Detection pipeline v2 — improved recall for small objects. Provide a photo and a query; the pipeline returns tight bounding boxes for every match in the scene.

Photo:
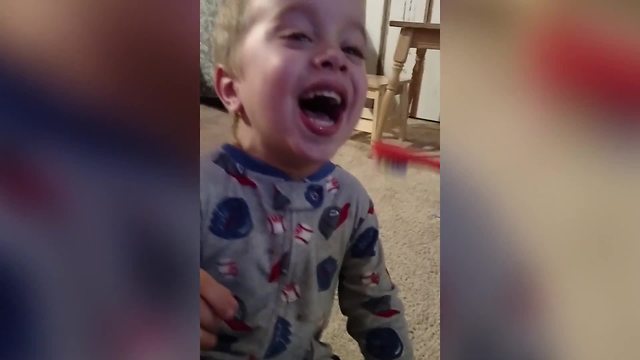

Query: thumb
[199,269,238,320]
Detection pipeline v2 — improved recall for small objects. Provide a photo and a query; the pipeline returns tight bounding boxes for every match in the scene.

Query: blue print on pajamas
[209,197,253,240]
[264,317,292,358]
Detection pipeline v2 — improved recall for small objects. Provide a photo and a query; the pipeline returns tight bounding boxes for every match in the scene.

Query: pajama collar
[221,144,336,182]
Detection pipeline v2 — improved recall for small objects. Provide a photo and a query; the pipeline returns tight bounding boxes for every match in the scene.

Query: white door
[365,0,440,122]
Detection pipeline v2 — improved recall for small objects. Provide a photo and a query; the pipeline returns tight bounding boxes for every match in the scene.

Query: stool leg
[409,48,427,118]
[374,28,412,146]
[400,83,410,141]
[370,85,385,145]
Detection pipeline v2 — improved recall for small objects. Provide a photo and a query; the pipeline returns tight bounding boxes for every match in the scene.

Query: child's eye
[284,32,313,43]
[343,46,364,59]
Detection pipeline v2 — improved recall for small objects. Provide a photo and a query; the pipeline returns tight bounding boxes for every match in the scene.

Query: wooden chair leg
[409,48,427,118]
[373,28,413,145]
[399,83,410,141]
[370,85,385,145]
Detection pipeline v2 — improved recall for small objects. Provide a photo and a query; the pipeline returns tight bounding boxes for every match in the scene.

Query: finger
[200,297,219,331]
[200,328,217,350]
[200,269,238,319]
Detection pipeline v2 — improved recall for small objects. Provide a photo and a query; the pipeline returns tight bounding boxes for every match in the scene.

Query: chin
[288,139,339,164]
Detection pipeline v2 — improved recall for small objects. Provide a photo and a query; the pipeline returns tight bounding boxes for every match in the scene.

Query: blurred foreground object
[441,166,549,360]
[528,13,640,120]
[0,0,199,359]
[445,0,640,359]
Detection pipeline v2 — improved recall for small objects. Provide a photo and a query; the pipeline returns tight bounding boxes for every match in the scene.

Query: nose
[313,46,348,72]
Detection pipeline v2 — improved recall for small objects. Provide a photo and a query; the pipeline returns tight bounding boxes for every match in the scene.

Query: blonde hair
[213,0,250,143]
[213,0,249,75]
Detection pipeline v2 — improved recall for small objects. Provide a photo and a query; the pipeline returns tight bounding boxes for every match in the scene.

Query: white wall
[364,0,385,73]
[431,0,441,23]
[366,0,440,122]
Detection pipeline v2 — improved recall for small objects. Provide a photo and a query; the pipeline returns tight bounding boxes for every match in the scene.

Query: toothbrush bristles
[372,141,439,174]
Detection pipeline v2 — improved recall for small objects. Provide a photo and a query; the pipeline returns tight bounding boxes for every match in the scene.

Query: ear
[214,65,243,114]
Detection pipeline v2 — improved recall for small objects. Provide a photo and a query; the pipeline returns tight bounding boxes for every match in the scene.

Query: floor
[200,105,440,359]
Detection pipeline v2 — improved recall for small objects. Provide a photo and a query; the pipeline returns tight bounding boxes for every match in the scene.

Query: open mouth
[298,87,347,136]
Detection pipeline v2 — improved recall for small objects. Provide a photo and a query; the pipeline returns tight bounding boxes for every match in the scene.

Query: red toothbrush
[372,141,440,174]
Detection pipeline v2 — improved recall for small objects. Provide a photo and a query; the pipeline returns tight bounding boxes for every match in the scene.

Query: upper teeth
[303,90,342,105]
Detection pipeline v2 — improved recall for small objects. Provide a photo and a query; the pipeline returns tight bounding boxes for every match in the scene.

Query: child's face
[232,0,367,164]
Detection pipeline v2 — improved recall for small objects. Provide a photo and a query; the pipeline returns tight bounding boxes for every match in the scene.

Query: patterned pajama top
[201,144,413,360]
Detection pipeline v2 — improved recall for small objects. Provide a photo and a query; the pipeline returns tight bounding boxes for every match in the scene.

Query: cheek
[351,77,368,114]
[250,58,297,107]
[356,75,367,100]
[240,70,287,115]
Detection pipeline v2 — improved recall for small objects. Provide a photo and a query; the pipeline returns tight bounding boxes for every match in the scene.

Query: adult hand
[200,269,237,350]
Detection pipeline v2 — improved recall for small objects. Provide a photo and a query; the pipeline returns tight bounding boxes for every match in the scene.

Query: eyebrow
[272,2,320,25]
[345,20,368,45]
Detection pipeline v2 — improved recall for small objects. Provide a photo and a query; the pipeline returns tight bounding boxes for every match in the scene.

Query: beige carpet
[200,105,440,359]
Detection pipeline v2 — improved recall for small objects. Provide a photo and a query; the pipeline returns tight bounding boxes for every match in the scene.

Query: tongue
[305,111,335,128]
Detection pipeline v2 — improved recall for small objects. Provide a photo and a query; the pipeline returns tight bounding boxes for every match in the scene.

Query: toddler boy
[201,0,413,358]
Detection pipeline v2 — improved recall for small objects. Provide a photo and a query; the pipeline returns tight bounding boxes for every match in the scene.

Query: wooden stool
[356,74,411,143]
[373,22,440,149]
